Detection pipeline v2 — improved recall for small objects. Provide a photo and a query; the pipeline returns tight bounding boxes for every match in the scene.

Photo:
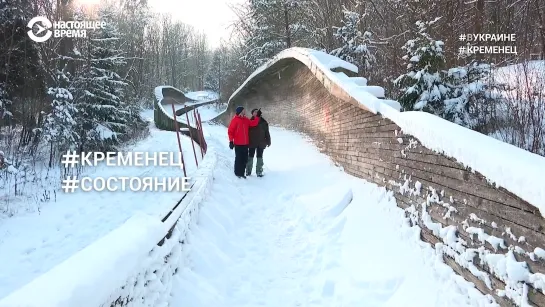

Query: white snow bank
[0,119,205,298]
[186,90,219,101]
[0,132,218,306]
[296,183,353,219]
[226,47,545,217]
[349,76,367,86]
[378,103,545,217]
[0,213,165,307]
[359,85,385,98]
[494,60,544,89]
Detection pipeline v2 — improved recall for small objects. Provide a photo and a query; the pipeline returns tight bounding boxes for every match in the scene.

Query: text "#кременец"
[60,151,184,169]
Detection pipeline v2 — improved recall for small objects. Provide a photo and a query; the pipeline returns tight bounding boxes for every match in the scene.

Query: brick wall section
[220,61,545,306]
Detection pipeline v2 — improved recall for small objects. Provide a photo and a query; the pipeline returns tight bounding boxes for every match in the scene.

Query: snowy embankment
[171,125,495,307]
[0,109,209,301]
[185,90,219,102]
[0,133,217,307]
[493,60,544,95]
[487,60,545,154]
[226,47,545,218]
[0,144,217,307]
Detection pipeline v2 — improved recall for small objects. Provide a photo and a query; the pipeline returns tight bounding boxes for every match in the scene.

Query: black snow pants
[234,145,249,176]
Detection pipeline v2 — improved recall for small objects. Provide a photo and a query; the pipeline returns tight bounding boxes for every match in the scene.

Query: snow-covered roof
[224,47,545,217]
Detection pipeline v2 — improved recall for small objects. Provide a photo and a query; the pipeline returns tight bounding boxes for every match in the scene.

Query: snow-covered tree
[242,0,311,69]
[394,18,450,116]
[330,8,375,72]
[444,61,504,129]
[204,51,222,94]
[0,0,45,125]
[242,24,286,69]
[73,7,144,152]
[42,71,79,152]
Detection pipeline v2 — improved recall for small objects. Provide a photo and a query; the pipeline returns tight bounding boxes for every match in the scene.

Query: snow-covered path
[171,124,493,307]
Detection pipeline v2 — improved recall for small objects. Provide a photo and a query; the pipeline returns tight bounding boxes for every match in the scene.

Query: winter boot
[256,158,264,177]
[245,158,253,176]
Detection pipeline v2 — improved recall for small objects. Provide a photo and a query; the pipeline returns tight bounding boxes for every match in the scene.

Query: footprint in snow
[277,192,294,202]
[23,247,36,254]
[351,276,405,302]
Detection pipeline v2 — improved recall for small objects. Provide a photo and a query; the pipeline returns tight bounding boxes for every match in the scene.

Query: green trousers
[246,147,264,175]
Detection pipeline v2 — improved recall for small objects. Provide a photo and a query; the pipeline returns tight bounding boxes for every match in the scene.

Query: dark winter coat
[228,115,260,145]
[248,116,271,148]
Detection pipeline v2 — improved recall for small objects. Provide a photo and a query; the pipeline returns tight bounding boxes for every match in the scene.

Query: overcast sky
[147,0,243,48]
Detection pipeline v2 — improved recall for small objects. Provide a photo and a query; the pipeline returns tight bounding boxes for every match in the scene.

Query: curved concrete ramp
[155,86,198,105]
[215,47,545,306]
[153,85,218,146]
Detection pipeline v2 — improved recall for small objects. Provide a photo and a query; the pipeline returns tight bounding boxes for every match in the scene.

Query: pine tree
[204,51,222,94]
[444,61,504,129]
[242,0,310,69]
[0,0,45,124]
[393,19,450,116]
[42,70,79,152]
[73,7,143,152]
[330,8,375,73]
[242,22,286,69]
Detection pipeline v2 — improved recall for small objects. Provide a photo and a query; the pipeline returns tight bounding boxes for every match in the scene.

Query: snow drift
[0,142,218,307]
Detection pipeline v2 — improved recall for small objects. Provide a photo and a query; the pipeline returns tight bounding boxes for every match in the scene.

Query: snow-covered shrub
[443,62,505,130]
[393,18,450,116]
[42,73,79,154]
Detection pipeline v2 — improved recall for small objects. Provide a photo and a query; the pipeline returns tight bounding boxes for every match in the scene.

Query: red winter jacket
[228,115,260,146]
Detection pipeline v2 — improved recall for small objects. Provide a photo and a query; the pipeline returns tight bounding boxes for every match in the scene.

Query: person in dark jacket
[246,108,271,177]
[228,106,260,178]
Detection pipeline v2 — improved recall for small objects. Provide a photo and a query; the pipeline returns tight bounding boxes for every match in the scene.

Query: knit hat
[235,106,244,115]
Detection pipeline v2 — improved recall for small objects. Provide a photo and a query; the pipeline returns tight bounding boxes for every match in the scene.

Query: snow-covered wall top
[0,213,166,307]
[225,47,545,218]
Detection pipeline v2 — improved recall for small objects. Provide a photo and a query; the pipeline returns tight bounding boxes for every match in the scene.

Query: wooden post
[171,102,187,177]
[194,110,205,156]
[185,111,199,167]
[196,110,206,154]
[197,110,205,154]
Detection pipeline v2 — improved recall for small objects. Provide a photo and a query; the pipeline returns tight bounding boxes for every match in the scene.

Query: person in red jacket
[228,106,260,178]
